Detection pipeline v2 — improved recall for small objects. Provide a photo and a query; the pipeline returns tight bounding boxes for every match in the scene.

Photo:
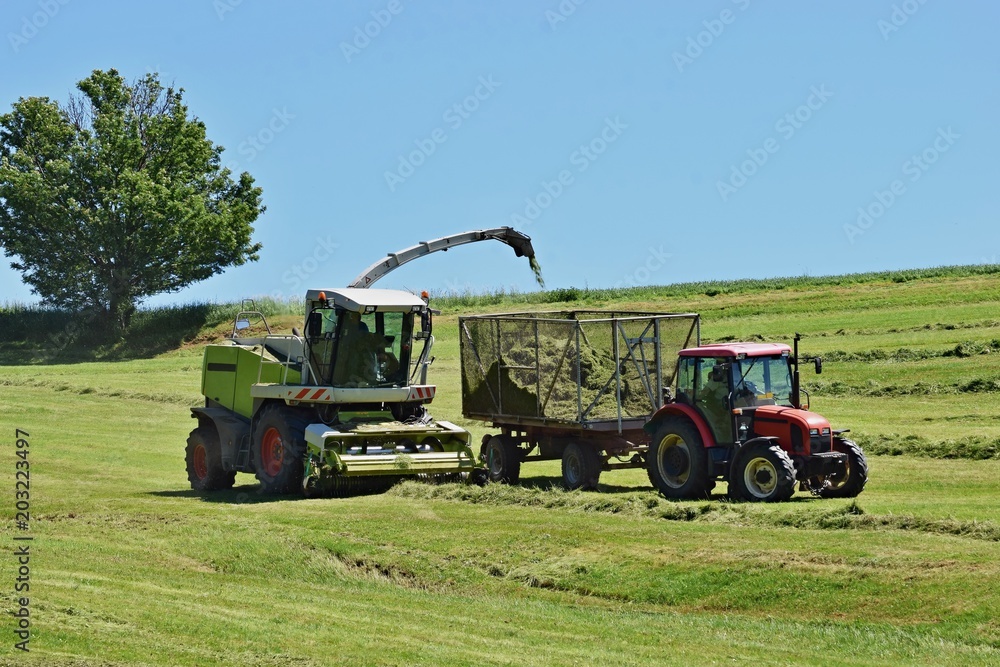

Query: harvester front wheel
[646,418,710,500]
[731,441,796,502]
[185,427,236,491]
[815,439,869,498]
[562,443,602,491]
[482,435,521,484]
[253,406,308,494]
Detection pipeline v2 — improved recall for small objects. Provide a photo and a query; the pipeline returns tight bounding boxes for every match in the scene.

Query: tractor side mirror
[234,319,250,332]
[307,311,322,337]
[814,357,823,375]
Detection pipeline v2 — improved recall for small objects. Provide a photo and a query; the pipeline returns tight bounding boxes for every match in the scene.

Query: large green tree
[0,68,264,335]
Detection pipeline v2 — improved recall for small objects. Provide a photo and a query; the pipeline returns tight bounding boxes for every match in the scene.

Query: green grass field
[2,266,999,666]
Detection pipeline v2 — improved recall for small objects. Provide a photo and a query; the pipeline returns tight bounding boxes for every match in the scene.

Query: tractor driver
[698,359,733,442]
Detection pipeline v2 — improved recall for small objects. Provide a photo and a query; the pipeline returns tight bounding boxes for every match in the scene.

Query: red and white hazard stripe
[407,386,436,401]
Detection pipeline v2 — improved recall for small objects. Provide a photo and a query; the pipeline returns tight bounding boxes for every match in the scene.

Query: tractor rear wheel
[482,435,521,484]
[731,441,796,502]
[185,427,236,491]
[562,443,602,491]
[816,439,869,498]
[646,418,710,500]
[253,405,308,494]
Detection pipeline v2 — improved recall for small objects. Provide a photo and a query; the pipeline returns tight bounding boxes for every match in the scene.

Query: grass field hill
[2,264,999,666]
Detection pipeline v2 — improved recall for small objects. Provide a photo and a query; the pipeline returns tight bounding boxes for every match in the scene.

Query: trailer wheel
[815,439,869,498]
[731,441,796,502]
[253,405,308,494]
[185,427,236,491]
[562,443,602,491]
[482,435,520,484]
[646,418,710,500]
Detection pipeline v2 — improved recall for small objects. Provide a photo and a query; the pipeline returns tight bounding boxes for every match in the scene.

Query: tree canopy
[0,68,264,334]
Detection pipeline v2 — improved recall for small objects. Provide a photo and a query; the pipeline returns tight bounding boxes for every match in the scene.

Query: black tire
[816,439,869,498]
[481,435,521,484]
[253,405,309,494]
[731,441,796,502]
[185,426,236,491]
[562,442,602,491]
[646,418,710,500]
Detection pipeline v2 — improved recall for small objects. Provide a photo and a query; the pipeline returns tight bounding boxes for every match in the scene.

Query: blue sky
[1,0,997,306]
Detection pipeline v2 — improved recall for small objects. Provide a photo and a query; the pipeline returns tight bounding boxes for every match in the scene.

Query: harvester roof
[679,342,792,358]
[305,288,426,312]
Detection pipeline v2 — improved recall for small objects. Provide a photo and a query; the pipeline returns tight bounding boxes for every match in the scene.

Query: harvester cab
[644,335,868,502]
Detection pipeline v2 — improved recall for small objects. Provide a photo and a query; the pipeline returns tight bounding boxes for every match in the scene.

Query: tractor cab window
[732,355,793,408]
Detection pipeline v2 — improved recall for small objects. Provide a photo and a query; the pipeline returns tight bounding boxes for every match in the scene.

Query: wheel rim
[261,427,284,478]
[743,456,777,499]
[565,450,582,486]
[656,434,690,488]
[488,442,503,476]
[192,443,209,480]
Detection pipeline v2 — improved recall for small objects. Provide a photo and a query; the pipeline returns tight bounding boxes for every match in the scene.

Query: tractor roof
[305,288,426,312]
[679,343,792,358]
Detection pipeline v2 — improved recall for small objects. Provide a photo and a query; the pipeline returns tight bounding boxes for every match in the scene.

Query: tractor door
[688,357,736,444]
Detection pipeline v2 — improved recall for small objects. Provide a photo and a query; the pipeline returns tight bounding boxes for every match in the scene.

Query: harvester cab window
[306,307,340,383]
[329,311,411,388]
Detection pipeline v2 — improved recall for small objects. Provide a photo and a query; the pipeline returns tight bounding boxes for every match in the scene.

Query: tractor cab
[303,288,430,389]
[676,343,798,445]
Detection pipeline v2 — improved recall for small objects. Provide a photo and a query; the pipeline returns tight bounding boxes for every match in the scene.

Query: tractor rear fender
[191,407,251,472]
[644,403,717,449]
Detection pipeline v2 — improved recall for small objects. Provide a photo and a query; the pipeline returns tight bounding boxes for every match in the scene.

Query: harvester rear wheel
[731,441,796,502]
[815,439,869,498]
[185,427,236,491]
[482,435,521,484]
[253,405,308,494]
[562,443,602,491]
[646,418,710,500]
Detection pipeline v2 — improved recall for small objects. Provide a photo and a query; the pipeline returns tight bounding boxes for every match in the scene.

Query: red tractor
[644,334,867,502]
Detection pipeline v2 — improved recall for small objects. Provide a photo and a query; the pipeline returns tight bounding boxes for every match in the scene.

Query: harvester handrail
[255,334,308,386]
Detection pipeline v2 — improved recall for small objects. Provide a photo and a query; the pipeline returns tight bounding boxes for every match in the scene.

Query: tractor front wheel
[815,439,869,498]
[562,443,602,491]
[482,435,521,484]
[253,405,308,494]
[731,441,796,502]
[646,418,710,500]
[185,427,236,491]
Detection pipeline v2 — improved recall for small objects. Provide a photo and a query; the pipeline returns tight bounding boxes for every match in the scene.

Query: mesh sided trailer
[459,311,700,488]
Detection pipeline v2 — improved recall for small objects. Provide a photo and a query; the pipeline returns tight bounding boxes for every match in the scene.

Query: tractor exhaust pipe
[792,332,802,409]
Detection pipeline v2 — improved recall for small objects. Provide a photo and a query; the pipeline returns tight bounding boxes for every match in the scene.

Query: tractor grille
[810,428,832,454]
